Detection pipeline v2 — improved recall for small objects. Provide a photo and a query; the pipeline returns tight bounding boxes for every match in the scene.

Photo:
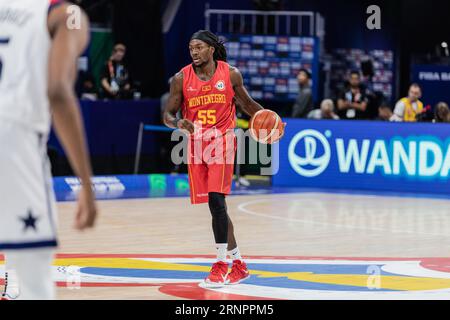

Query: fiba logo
[215,80,225,91]
[288,129,331,177]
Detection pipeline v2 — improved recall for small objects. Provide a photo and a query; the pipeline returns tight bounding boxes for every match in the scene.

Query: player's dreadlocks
[190,30,227,62]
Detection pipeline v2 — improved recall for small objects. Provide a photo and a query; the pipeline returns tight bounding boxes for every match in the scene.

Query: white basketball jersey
[0,0,52,134]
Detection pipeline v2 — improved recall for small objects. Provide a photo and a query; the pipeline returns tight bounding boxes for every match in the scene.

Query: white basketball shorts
[0,121,58,250]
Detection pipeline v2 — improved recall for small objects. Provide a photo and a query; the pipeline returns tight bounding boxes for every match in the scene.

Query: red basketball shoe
[203,261,229,288]
[226,260,250,285]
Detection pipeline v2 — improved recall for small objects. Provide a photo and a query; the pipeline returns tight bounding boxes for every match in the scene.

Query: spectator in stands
[434,102,450,123]
[307,99,340,120]
[76,71,98,100]
[101,43,132,99]
[391,83,423,122]
[291,68,314,118]
[337,71,369,120]
[377,104,395,121]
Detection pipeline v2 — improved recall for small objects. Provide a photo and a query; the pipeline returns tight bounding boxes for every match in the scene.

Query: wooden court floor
[2,192,450,300]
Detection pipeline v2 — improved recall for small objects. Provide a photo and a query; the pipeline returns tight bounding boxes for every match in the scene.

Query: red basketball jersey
[181,61,236,137]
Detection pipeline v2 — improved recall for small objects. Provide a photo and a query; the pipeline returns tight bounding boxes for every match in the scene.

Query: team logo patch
[215,80,225,91]
[202,85,211,92]
[2,254,450,299]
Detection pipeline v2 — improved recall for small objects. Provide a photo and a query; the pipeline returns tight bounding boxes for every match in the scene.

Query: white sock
[229,247,242,261]
[5,249,55,300]
[4,269,20,299]
[216,244,228,262]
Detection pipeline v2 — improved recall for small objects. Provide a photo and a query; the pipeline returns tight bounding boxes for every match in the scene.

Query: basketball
[249,109,284,144]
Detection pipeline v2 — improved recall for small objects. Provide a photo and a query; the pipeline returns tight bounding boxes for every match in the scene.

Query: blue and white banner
[53,174,190,202]
[273,120,450,195]
[412,64,450,108]
[52,174,274,202]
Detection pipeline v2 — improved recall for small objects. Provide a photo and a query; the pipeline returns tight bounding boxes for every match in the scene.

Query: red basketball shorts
[187,132,236,204]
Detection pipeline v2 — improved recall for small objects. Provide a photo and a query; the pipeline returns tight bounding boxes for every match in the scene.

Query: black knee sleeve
[208,192,228,244]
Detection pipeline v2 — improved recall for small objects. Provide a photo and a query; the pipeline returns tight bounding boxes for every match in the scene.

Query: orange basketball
[249,109,284,144]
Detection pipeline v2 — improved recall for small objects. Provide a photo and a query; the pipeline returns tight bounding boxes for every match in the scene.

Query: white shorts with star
[0,121,58,250]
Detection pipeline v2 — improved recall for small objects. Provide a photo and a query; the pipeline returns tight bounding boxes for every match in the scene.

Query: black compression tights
[208,192,237,250]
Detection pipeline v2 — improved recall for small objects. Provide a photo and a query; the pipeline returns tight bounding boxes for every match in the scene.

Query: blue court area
[79,262,399,292]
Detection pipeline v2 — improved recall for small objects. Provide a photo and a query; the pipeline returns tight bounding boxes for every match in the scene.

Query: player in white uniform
[0,0,97,300]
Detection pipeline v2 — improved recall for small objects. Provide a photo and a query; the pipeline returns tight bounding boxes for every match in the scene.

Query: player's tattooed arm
[230,66,264,117]
[230,66,286,137]
[163,72,194,133]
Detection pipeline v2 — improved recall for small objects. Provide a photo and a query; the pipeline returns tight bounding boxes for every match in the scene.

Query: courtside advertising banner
[412,64,450,107]
[274,120,450,195]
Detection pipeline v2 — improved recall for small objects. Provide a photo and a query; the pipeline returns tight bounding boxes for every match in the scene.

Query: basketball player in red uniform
[164,30,284,287]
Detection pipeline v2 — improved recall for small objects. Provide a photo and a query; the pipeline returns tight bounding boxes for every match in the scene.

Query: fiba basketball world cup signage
[275,120,450,195]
